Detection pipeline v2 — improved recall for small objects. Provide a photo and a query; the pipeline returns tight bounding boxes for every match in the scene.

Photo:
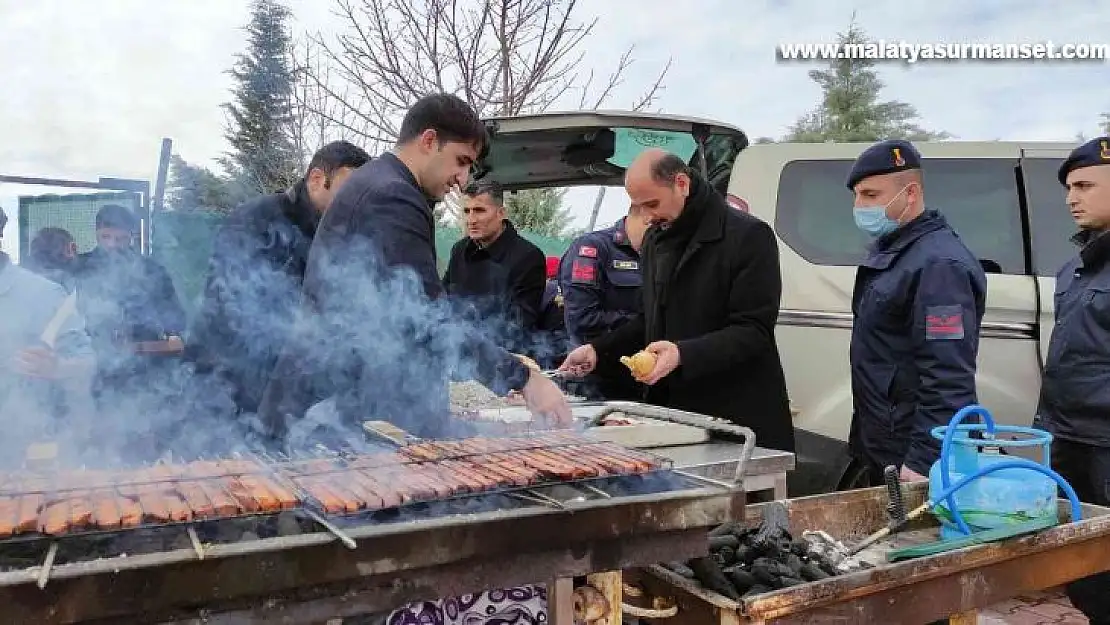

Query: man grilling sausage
[258,93,571,445]
[187,141,370,426]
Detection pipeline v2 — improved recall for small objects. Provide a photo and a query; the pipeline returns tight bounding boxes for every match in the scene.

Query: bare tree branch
[296,0,670,147]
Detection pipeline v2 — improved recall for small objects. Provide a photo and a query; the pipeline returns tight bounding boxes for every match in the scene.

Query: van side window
[1021,157,1077,277]
[775,158,1026,275]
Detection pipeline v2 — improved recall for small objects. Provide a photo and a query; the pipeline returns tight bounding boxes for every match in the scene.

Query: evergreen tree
[221,0,301,194]
[784,17,949,143]
[166,155,244,213]
[505,188,573,237]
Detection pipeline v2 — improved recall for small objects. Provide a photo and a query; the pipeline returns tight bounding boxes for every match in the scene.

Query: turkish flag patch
[571,259,598,285]
[578,245,598,258]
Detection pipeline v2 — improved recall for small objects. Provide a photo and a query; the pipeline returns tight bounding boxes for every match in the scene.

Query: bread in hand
[619,351,656,379]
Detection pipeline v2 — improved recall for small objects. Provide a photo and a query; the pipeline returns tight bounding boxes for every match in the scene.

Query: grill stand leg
[548,577,576,625]
[587,571,623,625]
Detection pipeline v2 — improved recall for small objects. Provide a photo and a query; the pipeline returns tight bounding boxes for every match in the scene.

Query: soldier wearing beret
[846,139,987,485]
[1034,136,1110,624]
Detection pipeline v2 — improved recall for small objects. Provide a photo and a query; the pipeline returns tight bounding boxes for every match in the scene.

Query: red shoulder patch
[578,245,598,258]
[570,259,599,285]
[924,305,964,341]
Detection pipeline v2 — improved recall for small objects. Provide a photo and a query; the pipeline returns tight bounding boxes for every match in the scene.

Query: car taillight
[727,194,749,212]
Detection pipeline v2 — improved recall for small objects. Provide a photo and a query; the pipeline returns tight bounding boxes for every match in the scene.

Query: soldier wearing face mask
[846,139,987,486]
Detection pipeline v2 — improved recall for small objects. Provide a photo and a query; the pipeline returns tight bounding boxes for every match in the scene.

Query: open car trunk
[475,111,749,196]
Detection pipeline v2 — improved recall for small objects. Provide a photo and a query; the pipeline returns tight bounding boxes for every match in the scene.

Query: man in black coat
[186,141,370,422]
[75,205,187,399]
[559,149,795,453]
[258,94,570,445]
[442,179,547,355]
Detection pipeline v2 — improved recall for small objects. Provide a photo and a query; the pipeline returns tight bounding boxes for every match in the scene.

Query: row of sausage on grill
[0,437,662,537]
[0,462,299,538]
[279,441,662,514]
[396,431,600,462]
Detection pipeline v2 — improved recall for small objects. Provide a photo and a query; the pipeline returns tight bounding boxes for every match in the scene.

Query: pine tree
[505,188,573,237]
[221,0,301,194]
[166,155,248,213]
[784,17,949,143]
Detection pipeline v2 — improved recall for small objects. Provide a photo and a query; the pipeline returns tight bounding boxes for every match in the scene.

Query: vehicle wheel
[837,462,873,491]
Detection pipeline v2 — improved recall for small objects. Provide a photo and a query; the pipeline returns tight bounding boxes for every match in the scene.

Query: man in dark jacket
[442,179,547,354]
[845,139,987,484]
[186,141,370,421]
[259,93,570,445]
[559,149,795,453]
[1033,137,1110,624]
[74,205,187,404]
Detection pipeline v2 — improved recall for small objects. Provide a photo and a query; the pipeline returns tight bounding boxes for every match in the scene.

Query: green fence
[19,191,142,258]
[152,211,575,319]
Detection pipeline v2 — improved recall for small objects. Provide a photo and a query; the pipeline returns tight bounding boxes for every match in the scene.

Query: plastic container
[927,406,1058,541]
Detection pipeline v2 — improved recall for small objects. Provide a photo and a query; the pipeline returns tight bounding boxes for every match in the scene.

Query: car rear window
[774,158,1027,275]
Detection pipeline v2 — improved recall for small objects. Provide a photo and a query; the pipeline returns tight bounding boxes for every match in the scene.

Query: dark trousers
[1049,438,1110,623]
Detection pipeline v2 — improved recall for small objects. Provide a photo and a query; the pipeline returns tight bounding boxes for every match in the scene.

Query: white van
[479,112,1078,495]
[728,141,1078,494]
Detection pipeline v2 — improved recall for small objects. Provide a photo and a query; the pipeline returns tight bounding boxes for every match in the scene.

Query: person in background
[559,149,795,453]
[73,204,187,452]
[25,227,78,291]
[844,139,987,484]
[532,256,568,370]
[442,179,547,356]
[0,207,95,457]
[558,205,651,401]
[187,141,370,426]
[1034,136,1110,624]
[259,93,570,445]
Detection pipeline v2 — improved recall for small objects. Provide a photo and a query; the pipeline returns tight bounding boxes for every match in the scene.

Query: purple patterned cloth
[387,585,547,625]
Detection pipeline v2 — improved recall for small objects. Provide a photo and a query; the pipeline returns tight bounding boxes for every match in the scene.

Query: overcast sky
[2,0,1109,258]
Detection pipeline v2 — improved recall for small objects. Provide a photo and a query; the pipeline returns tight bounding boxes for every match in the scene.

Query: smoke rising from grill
[0,211,569,470]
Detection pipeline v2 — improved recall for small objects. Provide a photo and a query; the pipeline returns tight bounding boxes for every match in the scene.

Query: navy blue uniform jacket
[589,178,794,452]
[1037,229,1110,447]
[559,218,642,346]
[849,209,987,475]
[258,153,529,441]
[186,181,319,416]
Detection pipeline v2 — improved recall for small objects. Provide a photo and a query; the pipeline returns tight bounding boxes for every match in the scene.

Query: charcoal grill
[0,418,754,624]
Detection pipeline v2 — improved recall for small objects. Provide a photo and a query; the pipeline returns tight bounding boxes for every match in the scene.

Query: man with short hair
[558,205,651,401]
[844,139,987,484]
[560,149,795,453]
[1034,136,1110,624]
[26,227,78,291]
[260,93,570,445]
[442,179,547,354]
[74,204,187,415]
[187,141,371,423]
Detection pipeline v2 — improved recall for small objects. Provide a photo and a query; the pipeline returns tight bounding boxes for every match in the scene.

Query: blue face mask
[853,185,910,238]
